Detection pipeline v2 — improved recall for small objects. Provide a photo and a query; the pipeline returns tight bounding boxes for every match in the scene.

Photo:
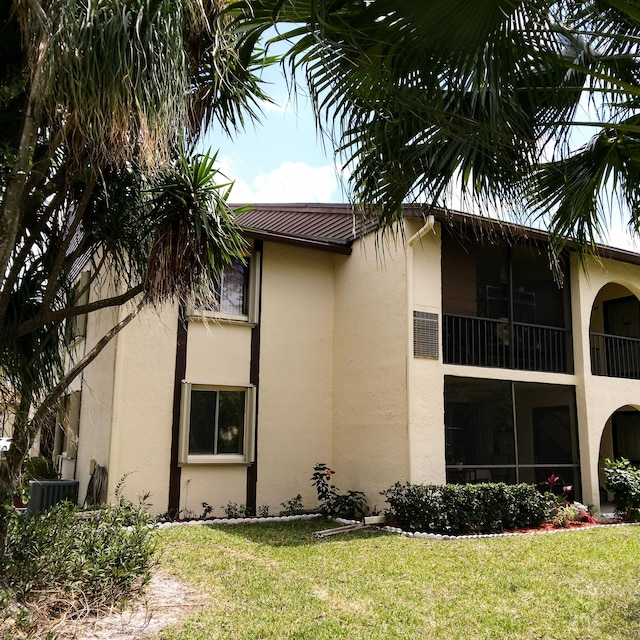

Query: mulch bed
[502,520,610,535]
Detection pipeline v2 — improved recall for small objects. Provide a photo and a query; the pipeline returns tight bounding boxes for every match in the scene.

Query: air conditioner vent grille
[414,311,439,359]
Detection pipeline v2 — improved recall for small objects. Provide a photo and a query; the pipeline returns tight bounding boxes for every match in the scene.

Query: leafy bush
[311,463,368,519]
[22,456,59,482]
[222,501,250,518]
[0,496,156,630]
[604,458,640,520]
[381,482,548,534]
[281,494,304,515]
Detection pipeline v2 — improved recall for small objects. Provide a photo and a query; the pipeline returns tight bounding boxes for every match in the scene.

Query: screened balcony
[444,315,572,373]
[445,377,581,495]
[441,229,573,374]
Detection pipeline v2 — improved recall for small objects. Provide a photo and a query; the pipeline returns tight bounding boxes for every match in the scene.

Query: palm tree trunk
[0,44,44,315]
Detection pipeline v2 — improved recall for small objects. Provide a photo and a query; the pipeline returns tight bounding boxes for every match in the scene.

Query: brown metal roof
[233,203,378,254]
[232,203,640,265]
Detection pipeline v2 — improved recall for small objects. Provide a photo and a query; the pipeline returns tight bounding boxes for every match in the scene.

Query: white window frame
[178,382,256,465]
[187,250,261,325]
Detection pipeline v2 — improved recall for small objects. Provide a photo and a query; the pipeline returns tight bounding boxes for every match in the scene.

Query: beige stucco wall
[408,219,446,485]
[570,253,640,508]
[74,288,120,504]
[256,243,334,513]
[179,318,253,516]
[332,228,410,505]
[104,305,178,512]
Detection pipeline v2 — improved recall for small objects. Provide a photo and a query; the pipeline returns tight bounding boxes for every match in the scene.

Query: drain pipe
[408,215,435,246]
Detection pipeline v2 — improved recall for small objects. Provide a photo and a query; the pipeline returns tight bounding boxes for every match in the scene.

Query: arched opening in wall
[589,283,640,379]
[598,406,640,509]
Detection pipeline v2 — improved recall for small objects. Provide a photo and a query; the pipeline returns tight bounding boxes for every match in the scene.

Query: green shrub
[222,501,250,518]
[552,503,579,527]
[381,482,548,534]
[604,458,640,520]
[281,494,304,515]
[311,463,368,519]
[0,497,156,621]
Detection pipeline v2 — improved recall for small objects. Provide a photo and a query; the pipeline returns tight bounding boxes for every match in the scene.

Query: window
[55,391,81,460]
[179,383,255,464]
[212,258,249,316]
[65,271,90,344]
[191,252,260,323]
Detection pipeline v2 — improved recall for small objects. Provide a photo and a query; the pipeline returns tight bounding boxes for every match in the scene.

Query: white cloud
[223,161,342,203]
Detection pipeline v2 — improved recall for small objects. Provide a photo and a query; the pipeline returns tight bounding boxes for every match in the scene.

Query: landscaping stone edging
[379,520,640,540]
[154,513,323,529]
[153,513,640,540]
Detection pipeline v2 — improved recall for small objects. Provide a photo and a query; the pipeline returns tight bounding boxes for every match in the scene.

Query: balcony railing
[590,332,640,379]
[444,314,572,373]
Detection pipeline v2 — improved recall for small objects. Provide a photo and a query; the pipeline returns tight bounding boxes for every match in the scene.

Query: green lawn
[156,520,640,639]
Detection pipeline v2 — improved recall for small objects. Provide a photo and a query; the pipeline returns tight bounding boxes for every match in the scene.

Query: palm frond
[144,150,248,305]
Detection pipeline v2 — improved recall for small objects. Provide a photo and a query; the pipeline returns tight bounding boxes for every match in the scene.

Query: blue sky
[200,62,345,204]
[200,65,639,252]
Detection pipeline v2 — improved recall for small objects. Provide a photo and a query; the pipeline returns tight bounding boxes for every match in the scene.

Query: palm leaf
[144,150,248,305]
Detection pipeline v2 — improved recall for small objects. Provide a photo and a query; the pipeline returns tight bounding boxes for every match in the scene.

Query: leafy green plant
[281,494,304,516]
[381,482,548,534]
[257,505,270,517]
[222,501,250,518]
[604,458,640,520]
[552,503,579,527]
[22,456,58,482]
[0,495,156,634]
[552,502,597,528]
[311,463,368,519]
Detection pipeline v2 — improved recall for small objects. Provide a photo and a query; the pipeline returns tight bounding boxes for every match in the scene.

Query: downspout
[408,216,436,248]
[405,216,435,483]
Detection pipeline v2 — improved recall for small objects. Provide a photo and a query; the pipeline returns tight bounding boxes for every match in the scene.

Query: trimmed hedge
[381,482,549,535]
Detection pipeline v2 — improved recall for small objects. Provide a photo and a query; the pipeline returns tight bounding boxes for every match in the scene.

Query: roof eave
[242,229,353,255]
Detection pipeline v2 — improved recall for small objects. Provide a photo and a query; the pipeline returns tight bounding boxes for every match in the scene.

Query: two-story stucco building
[57,204,640,516]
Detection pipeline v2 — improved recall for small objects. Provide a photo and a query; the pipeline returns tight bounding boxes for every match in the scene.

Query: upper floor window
[213,258,249,316]
[190,251,260,324]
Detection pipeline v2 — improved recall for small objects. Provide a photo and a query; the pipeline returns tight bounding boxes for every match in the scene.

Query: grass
[156,520,640,639]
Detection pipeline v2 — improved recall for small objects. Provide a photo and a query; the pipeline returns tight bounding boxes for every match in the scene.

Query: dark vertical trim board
[168,304,188,517]
[246,241,263,514]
